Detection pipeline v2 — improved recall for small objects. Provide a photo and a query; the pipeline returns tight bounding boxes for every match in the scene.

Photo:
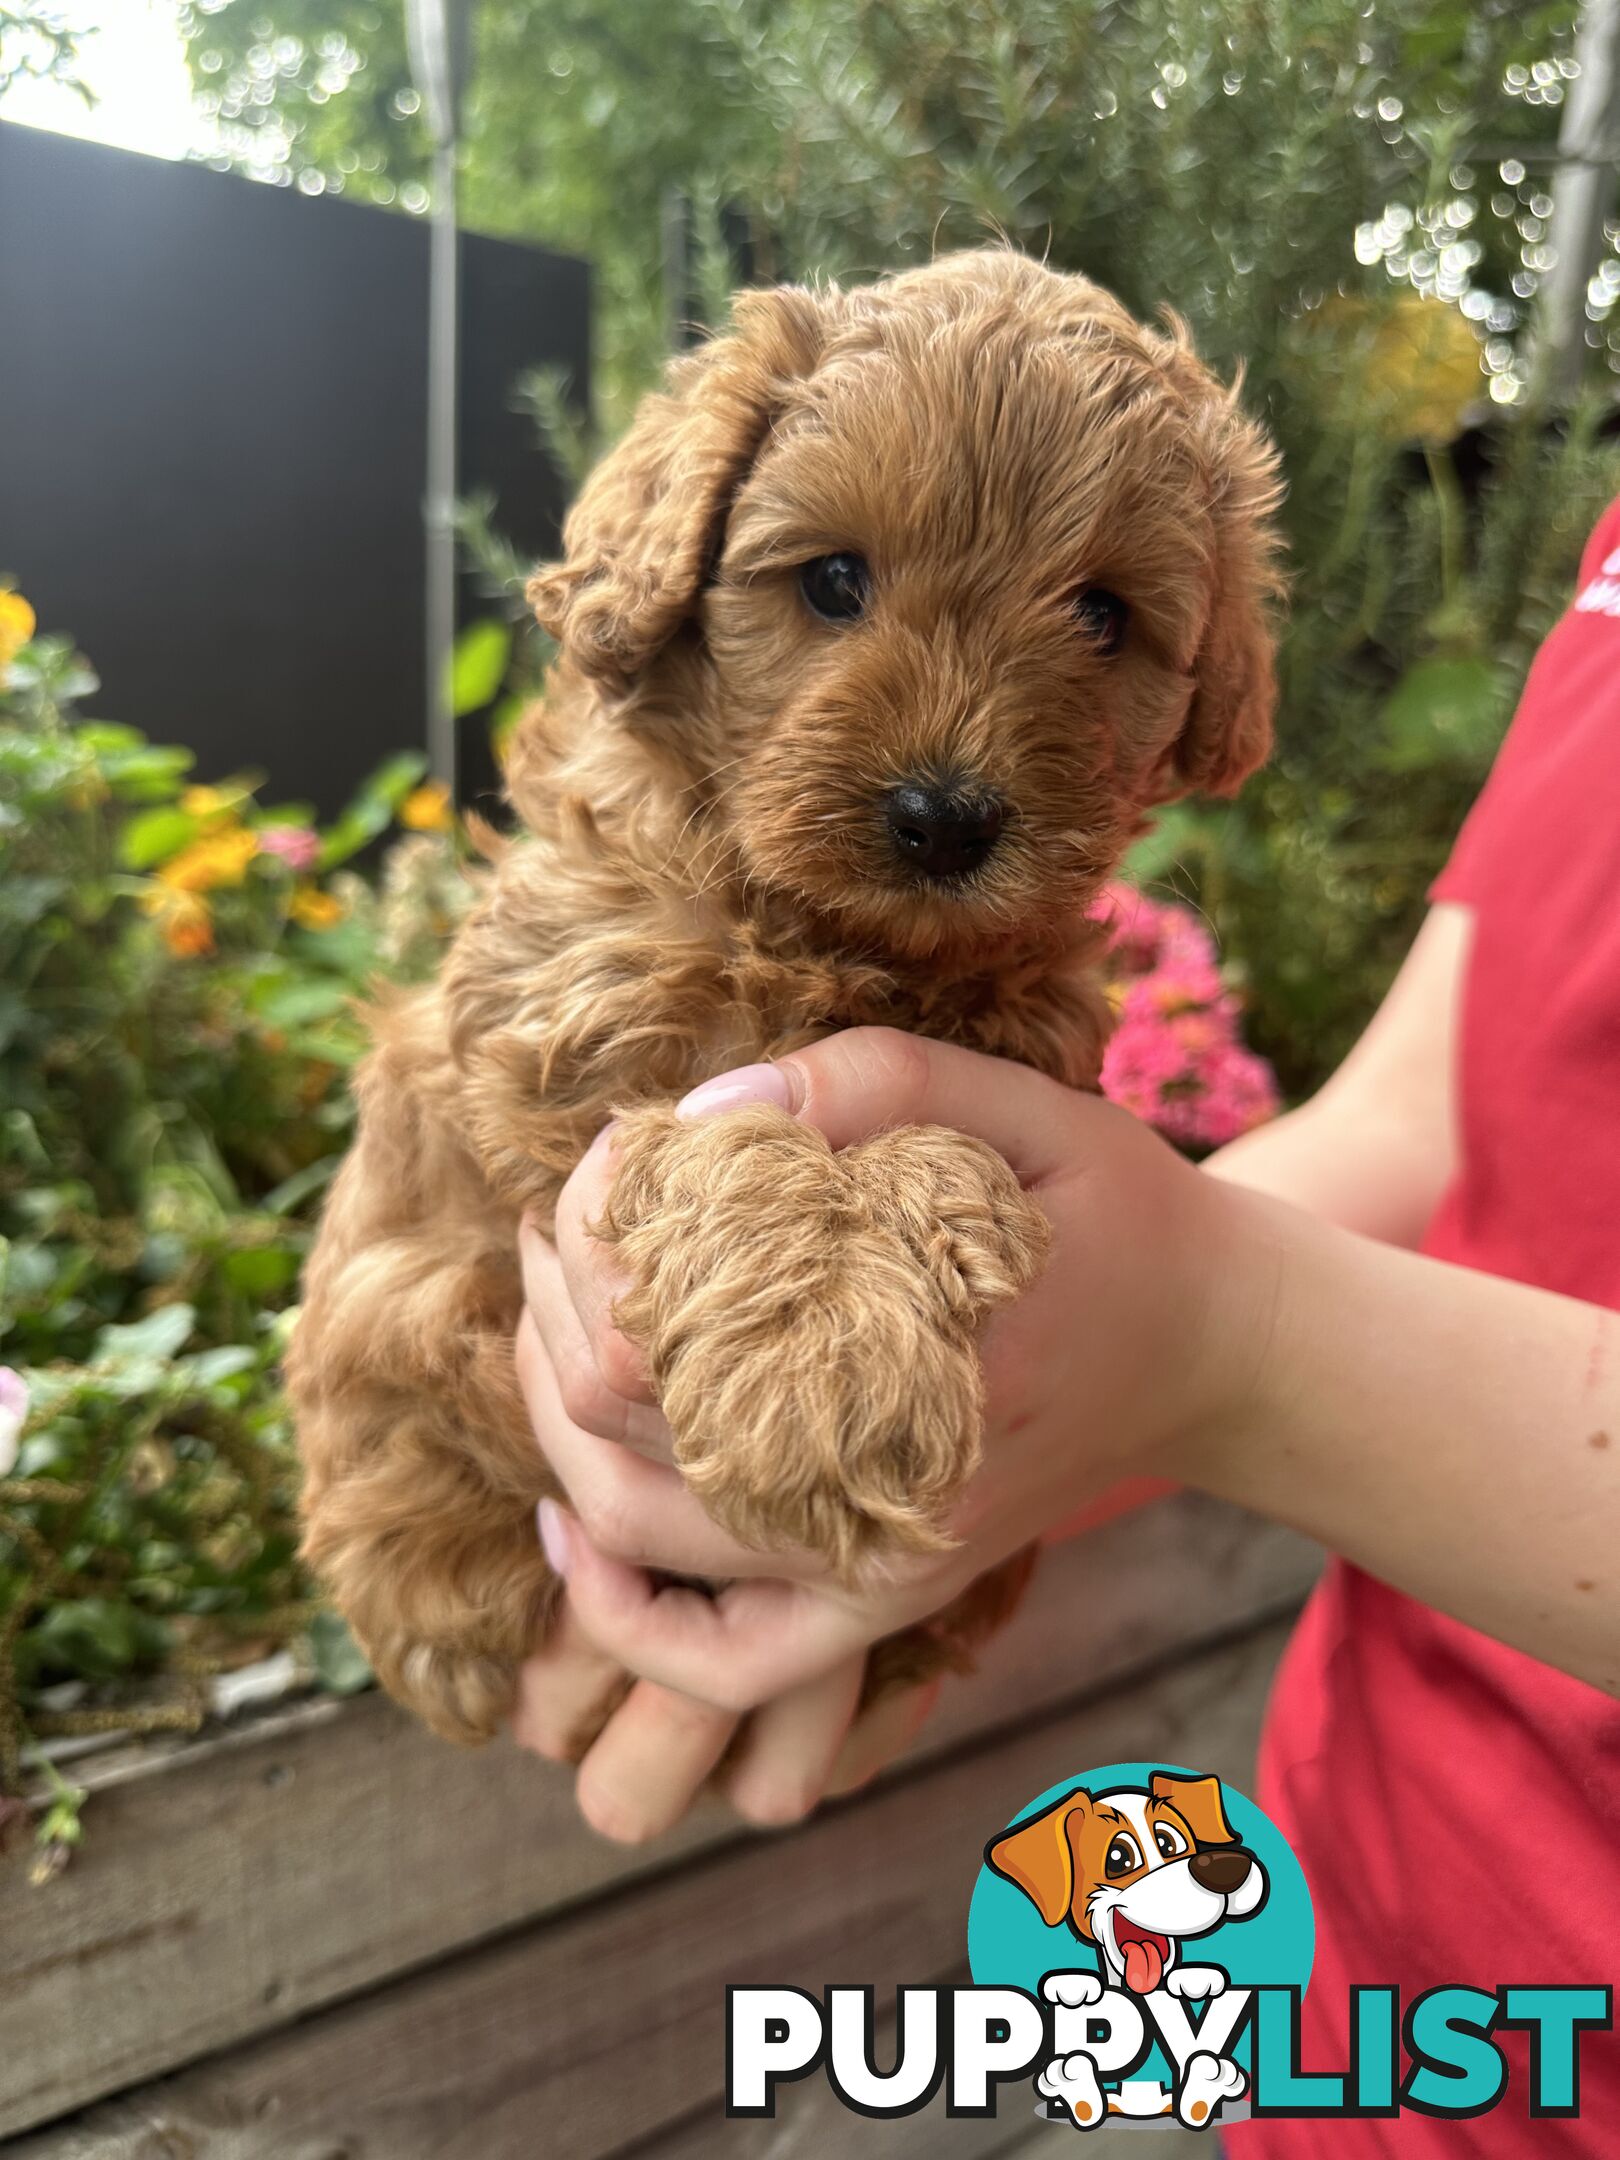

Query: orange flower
[161,826,259,893]
[289,886,345,930]
[399,781,454,832]
[153,890,215,957]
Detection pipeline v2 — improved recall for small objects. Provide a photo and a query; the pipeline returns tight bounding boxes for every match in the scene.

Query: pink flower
[1093,883,1280,1151]
[257,825,320,872]
[0,1367,26,1476]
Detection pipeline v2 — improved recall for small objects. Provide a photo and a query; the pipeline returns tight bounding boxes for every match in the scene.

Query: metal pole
[405,0,470,792]
[424,135,459,792]
[1532,0,1620,406]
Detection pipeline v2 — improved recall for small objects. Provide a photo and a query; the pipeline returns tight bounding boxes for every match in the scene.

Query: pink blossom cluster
[1095,883,1280,1152]
[256,825,321,872]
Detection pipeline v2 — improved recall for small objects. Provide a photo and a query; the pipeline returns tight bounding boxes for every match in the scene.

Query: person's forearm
[1206,1094,1451,1249]
[1189,1187,1620,1694]
[1206,902,1469,1247]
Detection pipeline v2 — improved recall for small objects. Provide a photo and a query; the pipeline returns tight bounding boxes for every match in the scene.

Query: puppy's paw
[1037,2052,1108,2131]
[1043,1971,1105,2010]
[601,1104,1047,1572]
[1165,1965,1228,2002]
[382,1637,524,1747]
[1176,2051,1246,2130]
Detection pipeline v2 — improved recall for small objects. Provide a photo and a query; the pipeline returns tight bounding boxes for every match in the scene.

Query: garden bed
[1,1493,1318,2150]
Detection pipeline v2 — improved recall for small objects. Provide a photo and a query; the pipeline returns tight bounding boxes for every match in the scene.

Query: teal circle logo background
[968,1761,1314,2015]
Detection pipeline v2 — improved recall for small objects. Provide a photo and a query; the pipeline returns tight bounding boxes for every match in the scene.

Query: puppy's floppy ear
[1150,1771,1238,1848]
[986,1787,1093,1927]
[1158,370,1284,802]
[528,287,831,689]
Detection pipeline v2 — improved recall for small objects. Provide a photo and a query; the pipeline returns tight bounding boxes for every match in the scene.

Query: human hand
[512,1027,1260,1837]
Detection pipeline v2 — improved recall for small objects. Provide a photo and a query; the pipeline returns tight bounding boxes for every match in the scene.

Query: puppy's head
[531,248,1281,960]
[985,1771,1266,1992]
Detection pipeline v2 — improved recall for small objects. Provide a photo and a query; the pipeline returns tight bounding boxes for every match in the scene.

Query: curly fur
[288,247,1281,1746]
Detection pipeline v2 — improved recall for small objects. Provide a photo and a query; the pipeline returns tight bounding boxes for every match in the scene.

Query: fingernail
[537,1498,573,1579]
[677,1062,795,1120]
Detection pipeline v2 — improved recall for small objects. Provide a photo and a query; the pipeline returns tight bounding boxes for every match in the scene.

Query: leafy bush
[182,0,1620,1085]
[0,598,473,1860]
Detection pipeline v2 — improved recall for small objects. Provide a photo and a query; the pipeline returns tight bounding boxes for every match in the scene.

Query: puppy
[990,1771,1266,2132]
[288,248,1281,1746]
[987,1770,1268,1997]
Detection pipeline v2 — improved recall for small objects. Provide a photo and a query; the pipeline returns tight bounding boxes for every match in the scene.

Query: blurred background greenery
[164,0,1620,1088]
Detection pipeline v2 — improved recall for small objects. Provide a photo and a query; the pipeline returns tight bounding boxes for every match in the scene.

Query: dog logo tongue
[1118,1923,1168,1994]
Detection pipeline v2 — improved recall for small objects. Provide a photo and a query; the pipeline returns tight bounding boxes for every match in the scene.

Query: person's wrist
[1155,1176,1299,1490]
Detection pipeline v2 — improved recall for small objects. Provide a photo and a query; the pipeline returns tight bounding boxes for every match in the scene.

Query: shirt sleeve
[1430,496,1620,907]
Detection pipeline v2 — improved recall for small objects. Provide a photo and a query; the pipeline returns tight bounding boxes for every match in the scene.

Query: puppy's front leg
[598,1104,1049,1570]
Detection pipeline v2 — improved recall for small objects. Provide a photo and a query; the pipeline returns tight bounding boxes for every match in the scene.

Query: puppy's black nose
[1189,1848,1253,1896]
[884,783,1004,881]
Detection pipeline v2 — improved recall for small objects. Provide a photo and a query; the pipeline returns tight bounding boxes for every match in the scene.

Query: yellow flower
[0,590,37,672]
[180,781,255,823]
[399,781,454,832]
[160,826,260,893]
[1301,291,1484,447]
[289,886,345,930]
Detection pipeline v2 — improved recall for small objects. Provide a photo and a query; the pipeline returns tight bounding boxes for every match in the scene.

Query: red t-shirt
[1238,501,1620,2153]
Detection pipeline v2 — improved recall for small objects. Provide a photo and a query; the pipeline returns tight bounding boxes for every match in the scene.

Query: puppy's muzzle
[1189,1847,1256,1896]
[883,781,1004,882]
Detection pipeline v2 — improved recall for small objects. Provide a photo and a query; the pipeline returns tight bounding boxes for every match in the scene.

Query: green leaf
[356,750,430,810]
[185,1344,260,1386]
[1123,802,1220,886]
[261,1156,341,1217]
[223,1246,299,1297]
[448,618,512,717]
[307,1610,373,1696]
[94,1303,196,1365]
[29,1599,169,1682]
[254,978,353,1028]
[318,751,429,868]
[1380,658,1507,774]
[120,806,198,870]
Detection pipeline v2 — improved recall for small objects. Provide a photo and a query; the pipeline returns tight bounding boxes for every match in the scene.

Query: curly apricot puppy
[288,248,1281,1746]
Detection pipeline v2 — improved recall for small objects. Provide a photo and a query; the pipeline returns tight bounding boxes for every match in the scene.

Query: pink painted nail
[676,1062,794,1120]
[537,1498,573,1578]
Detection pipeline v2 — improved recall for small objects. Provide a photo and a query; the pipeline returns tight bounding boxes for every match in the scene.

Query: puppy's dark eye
[799,552,871,624]
[1104,1833,1143,1879]
[1072,585,1129,655]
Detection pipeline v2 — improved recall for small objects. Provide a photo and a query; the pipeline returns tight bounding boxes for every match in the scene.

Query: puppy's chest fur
[441,821,1113,1230]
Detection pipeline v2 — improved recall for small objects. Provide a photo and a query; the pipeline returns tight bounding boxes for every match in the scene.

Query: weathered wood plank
[11,1618,1290,2160]
[0,1496,1316,2138]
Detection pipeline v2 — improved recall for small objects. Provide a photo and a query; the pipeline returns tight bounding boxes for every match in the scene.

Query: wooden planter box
[2,1495,1320,2158]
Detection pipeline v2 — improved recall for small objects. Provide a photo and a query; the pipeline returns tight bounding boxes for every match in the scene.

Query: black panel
[0,122,589,817]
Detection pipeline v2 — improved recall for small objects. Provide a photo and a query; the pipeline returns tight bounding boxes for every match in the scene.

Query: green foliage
[0,610,475,1795]
[179,2,1614,416]
[178,0,1620,1080]
[0,2,87,101]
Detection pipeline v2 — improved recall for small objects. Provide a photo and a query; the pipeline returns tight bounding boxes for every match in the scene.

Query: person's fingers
[519,1214,662,1440]
[522,1326,824,1582]
[550,1513,870,1711]
[824,1678,941,1797]
[573,1679,738,1845]
[717,1653,866,1827]
[549,1124,657,1406]
[676,1027,1087,1184]
[507,1598,632,1765]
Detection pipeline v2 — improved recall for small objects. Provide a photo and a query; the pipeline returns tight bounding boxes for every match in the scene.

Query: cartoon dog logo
[986,1770,1267,2130]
